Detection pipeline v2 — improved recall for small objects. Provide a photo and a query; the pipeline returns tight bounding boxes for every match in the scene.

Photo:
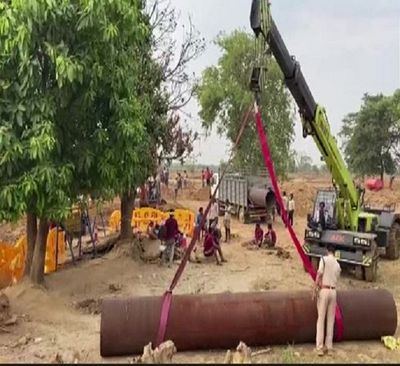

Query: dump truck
[217,168,276,224]
[249,0,400,282]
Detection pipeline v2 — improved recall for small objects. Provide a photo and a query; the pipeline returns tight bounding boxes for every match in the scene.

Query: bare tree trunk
[30,218,49,285]
[24,212,37,276]
[120,191,135,240]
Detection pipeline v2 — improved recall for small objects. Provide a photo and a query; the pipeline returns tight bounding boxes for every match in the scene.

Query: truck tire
[311,257,319,273]
[385,222,400,260]
[354,265,364,281]
[238,207,249,224]
[364,259,378,282]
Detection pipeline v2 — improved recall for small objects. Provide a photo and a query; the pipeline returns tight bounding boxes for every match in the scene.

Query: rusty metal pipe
[100,289,397,357]
[249,187,275,209]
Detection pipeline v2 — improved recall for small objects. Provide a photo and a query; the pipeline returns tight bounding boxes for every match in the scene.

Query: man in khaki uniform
[315,244,341,356]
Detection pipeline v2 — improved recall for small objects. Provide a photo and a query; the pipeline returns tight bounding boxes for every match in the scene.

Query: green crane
[249,0,400,281]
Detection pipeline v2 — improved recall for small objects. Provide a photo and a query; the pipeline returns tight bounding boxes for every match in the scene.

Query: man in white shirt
[315,244,341,356]
[281,191,289,226]
[223,199,232,242]
[288,193,295,226]
[208,196,219,229]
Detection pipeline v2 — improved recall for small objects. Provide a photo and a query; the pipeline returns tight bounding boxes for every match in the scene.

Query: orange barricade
[0,227,66,288]
[0,236,27,287]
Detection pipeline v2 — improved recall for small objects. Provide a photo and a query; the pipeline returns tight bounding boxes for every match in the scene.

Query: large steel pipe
[249,187,275,209]
[100,289,397,357]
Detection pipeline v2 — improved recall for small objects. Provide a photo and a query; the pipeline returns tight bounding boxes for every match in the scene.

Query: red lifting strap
[253,103,344,341]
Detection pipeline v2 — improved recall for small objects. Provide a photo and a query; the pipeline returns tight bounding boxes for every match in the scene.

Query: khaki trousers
[316,289,337,350]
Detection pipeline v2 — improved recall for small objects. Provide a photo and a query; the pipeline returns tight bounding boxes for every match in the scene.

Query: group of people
[201,167,214,187]
[159,166,170,187]
[241,221,277,251]
[194,197,227,265]
[143,205,227,267]
[195,198,233,243]
[276,191,295,227]
[143,210,188,267]
[174,170,189,200]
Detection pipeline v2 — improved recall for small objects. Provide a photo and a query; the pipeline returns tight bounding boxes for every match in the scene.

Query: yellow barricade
[109,210,121,232]
[132,208,168,232]
[109,208,195,237]
[44,228,66,274]
[0,227,66,288]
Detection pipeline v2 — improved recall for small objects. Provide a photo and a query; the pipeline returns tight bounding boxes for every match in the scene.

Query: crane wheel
[385,222,400,260]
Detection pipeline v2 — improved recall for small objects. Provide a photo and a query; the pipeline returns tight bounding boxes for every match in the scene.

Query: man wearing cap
[163,209,179,267]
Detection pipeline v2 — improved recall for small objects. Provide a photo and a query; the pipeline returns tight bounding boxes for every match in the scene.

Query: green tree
[340,90,400,180]
[0,0,151,283]
[196,30,294,177]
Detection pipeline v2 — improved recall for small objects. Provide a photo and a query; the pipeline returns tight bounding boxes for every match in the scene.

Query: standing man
[267,187,276,223]
[195,207,205,240]
[315,244,341,356]
[288,193,295,227]
[206,167,211,186]
[178,173,183,191]
[223,199,232,243]
[281,191,289,226]
[390,175,395,190]
[208,196,219,229]
[201,169,205,188]
[318,201,327,230]
[163,210,179,268]
[174,175,180,201]
[183,170,189,189]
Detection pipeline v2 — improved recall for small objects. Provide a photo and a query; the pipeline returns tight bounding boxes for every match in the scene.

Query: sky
[168,0,400,165]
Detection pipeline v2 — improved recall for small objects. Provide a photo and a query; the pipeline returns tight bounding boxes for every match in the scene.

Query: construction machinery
[249,0,400,281]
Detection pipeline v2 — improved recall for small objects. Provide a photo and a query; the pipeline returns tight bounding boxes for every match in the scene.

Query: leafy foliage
[340,90,400,179]
[196,30,294,177]
[0,0,156,281]
[0,0,153,224]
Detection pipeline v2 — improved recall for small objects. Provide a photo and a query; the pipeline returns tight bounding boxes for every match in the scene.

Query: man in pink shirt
[203,227,227,265]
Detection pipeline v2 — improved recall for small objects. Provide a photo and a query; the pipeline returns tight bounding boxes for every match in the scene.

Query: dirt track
[0,175,400,363]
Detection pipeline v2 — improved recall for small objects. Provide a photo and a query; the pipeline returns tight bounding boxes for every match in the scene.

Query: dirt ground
[1,174,400,363]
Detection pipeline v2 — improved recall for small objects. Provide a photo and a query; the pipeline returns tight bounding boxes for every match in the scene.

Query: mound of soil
[281,180,317,217]
[192,187,211,201]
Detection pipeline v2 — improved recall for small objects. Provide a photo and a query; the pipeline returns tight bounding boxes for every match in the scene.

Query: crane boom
[250,0,361,231]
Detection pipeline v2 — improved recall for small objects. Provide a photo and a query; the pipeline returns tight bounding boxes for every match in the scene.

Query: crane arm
[250,0,361,230]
